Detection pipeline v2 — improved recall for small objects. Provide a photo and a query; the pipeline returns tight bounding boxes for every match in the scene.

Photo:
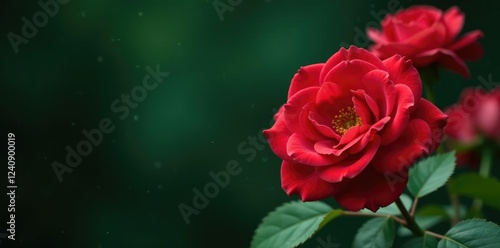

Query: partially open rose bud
[367,5,483,78]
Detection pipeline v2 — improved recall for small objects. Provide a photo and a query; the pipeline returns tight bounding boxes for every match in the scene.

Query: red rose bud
[367,5,484,78]
[476,90,500,139]
[264,46,447,212]
[444,87,500,167]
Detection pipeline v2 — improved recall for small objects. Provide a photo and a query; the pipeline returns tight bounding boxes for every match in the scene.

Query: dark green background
[1,0,499,247]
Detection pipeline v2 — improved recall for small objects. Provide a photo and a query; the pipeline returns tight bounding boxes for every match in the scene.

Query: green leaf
[416,205,450,219]
[318,209,343,230]
[411,204,467,228]
[402,234,438,248]
[251,201,341,248]
[448,173,500,210]
[407,151,456,198]
[359,194,412,215]
[353,217,395,248]
[398,216,444,237]
[438,219,500,247]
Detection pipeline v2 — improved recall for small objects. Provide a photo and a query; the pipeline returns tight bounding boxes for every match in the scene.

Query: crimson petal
[287,133,343,166]
[443,6,464,41]
[263,113,292,161]
[411,99,448,152]
[284,87,320,134]
[413,48,470,78]
[316,136,380,183]
[281,161,337,201]
[320,46,386,83]
[288,64,324,99]
[380,84,415,145]
[372,119,432,174]
[333,165,408,212]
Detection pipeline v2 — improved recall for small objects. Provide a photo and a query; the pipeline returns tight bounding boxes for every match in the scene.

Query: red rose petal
[315,82,352,116]
[288,64,324,99]
[413,48,470,78]
[404,16,447,49]
[272,106,285,121]
[333,165,408,212]
[299,103,327,141]
[331,125,368,156]
[313,140,340,155]
[397,5,442,24]
[372,119,431,174]
[319,46,386,83]
[263,113,292,161]
[380,84,415,145]
[367,27,387,44]
[447,30,484,53]
[411,99,448,152]
[360,69,395,117]
[352,90,378,125]
[455,41,484,61]
[349,117,390,154]
[383,55,422,104]
[443,6,465,41]
[313,126,365,157]
[448,30,484,61]
[308,111,342,140]
[287,133,343,166]
[317,136,380,183]
[281,161,337,201]
[323,60,378,91]
[380,14,400,42]
[284,87,320,134]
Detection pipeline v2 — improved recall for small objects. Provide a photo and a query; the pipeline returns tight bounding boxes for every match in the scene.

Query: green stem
[425,230,446,240]
[410,197,419,216]
[395,198,424,236]
[471,145,493,215]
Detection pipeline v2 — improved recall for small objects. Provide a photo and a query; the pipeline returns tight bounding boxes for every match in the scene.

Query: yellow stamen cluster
[332,106,362,135]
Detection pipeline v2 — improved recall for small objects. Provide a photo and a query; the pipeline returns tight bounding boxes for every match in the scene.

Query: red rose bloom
[444,87,500,167]
[367,5,483,78]
[264,46,447,212]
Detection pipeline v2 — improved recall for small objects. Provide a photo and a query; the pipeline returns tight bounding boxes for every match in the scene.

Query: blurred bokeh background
[1,0,499,247]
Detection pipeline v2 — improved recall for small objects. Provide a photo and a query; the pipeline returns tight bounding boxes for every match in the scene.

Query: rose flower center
[331,106,362,135]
